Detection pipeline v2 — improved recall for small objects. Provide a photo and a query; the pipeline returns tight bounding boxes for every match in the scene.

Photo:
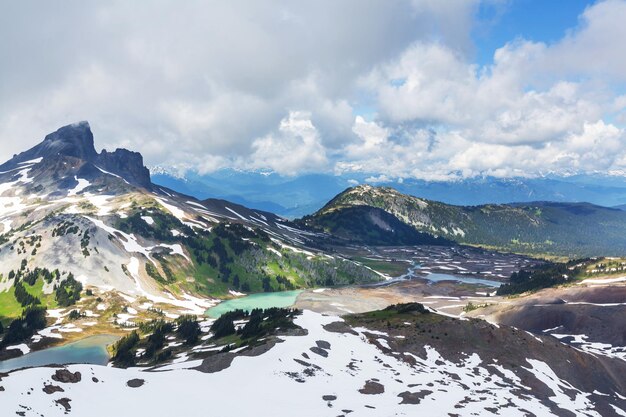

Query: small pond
[0,334,119,373]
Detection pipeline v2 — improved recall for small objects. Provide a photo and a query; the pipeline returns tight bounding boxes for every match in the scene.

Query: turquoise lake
[205,290,303,318]
[0,334,119,373]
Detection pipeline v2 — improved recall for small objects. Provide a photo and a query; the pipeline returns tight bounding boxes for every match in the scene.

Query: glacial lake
[0,334,119,373]
[205,290,303,318]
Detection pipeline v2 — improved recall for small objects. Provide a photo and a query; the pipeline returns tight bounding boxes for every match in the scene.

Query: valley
[0,123,625,416]
[5,1,626,415]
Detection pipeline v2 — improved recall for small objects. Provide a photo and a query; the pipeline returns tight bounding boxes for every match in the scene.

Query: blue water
[0,334,119,372]
[421,272,502,288]
[366,262,502,288]
[205,290,303,318]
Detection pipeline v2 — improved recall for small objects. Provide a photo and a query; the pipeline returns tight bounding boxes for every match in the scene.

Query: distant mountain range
[151,169,626,218]
[300,185,626,258]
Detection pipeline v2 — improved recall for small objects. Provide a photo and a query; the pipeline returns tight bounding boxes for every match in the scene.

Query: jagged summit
[0,121,151,190]
[41,121,98,161]
[96,147,151,189]
[3,121,98,166]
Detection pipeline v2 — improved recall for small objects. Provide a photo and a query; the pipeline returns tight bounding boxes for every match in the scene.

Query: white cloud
[548,0,626,81]
[364,41,605,146]
[1,0,625,181]
[346,0,626,179]
[0,0,474,169]
[365,174,393,184]
[342,116,626,180]
[245,111,328,175]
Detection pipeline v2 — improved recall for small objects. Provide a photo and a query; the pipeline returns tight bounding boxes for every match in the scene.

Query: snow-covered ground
[549,332,626,362]
[1,310,620,417]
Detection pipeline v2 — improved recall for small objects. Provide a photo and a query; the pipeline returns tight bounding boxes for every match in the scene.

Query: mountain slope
[305,185,626,257]
[2,305,625,416]
[298,205,452,246]
[0,123,380,326]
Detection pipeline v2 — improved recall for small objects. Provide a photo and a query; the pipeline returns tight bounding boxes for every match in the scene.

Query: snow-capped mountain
[0,122,377,318]
[151,168,626,218]
[2,304,626,416]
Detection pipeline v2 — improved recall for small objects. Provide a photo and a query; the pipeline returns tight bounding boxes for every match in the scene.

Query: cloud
[364,42,604,146]
[245,111,328,176]
[548,0,626,81]
[0,0,474,166]
[343,117,626,180]
[1,0,625,181]
[347,0,626,179]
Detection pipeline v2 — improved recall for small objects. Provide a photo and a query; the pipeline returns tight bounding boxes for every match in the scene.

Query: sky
[1,0,626,181]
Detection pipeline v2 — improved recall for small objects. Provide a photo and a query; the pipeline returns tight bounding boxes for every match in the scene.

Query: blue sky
[356,1,601,124]
[474,0,593,65]
[1,0,625,180]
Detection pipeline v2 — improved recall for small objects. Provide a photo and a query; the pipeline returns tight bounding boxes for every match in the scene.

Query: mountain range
[1,122,626,416]
[151,168,626,218]
[1,121,623,315]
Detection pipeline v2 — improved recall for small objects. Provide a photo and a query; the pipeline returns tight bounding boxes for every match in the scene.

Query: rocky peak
[0,121,152,190]
[40,121,98,161]
[96,148,152,189]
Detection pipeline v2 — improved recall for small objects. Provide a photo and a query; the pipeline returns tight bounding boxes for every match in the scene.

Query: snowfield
[1,310,620,417]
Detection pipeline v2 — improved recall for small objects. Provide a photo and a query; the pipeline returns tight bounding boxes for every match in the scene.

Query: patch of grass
[25,280,58,309]
[214,333,241,346]
[350,303,434,321]
[0,287,24,323]
[186,262,230,298]
[23,278,44,297]
[0,278,59,324]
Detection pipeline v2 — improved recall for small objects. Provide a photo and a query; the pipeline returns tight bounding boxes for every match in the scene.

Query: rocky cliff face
[0,121,152,190]
[95,148,152,189]
[2,121,97,167]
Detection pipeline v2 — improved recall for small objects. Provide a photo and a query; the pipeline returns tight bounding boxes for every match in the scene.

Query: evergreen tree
[176,315,201,344]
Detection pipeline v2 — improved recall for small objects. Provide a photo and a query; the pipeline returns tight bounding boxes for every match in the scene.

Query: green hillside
[298,205,452,246]
[307,185,626,258]
[116,207,381,297]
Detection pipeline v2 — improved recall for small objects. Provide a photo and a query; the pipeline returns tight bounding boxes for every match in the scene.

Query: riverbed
[418,272,502,287]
